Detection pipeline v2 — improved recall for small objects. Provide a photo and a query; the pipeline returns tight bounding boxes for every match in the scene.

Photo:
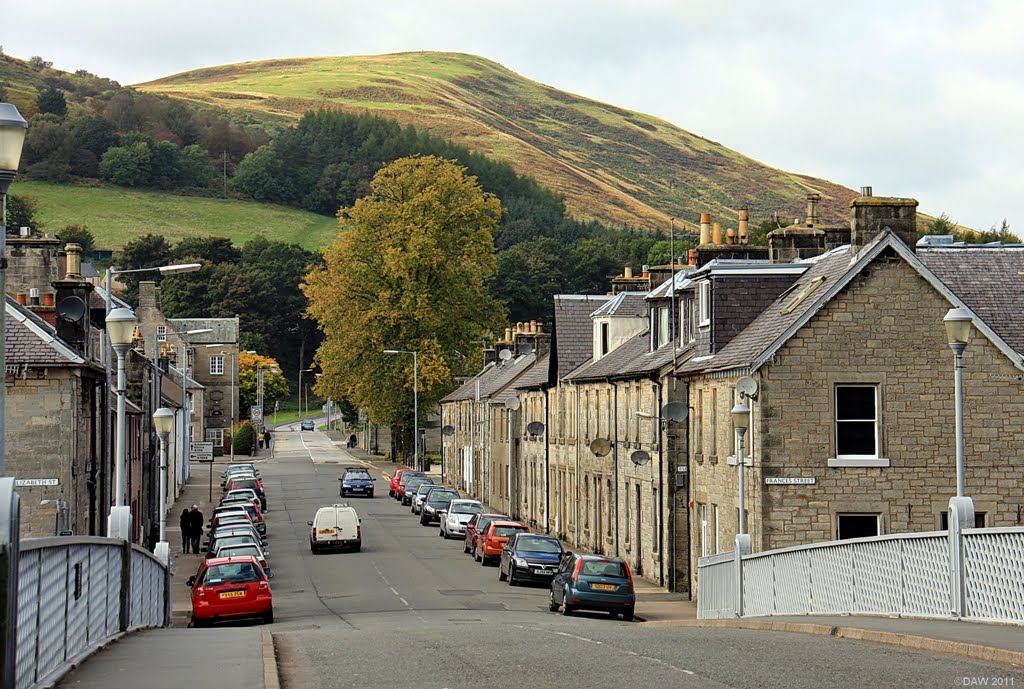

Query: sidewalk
[341,441,1024,667]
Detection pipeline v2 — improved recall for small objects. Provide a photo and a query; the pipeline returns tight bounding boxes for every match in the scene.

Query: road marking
[399,597,409,606]
[555,631,602,644]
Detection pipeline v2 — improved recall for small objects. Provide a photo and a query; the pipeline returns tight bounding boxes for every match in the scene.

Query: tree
[928,212,958,236]
[238,351,288,418]
[4,194,43,234]
[303,155,506,452]
[57,224,96,254]
[180,144,217,188]
[148,140,183,188]
[36,87,67,118]
[99,142,152,186]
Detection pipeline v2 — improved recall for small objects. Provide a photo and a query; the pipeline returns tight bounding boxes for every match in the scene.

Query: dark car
[463,513,509,555]
[301,419,315,431]
[419,487,460,526]
[339,467,375,498]
[400,476,432,505]
[549,553,636,620]
[499,533,564,586]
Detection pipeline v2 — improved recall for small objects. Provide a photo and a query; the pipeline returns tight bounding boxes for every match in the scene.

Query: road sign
[189,442,214,463]
[251,405,263,422]
[764,477,816,485]
[14,478,58,487]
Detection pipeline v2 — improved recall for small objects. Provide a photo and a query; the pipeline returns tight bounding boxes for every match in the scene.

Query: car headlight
[514,557,528,568]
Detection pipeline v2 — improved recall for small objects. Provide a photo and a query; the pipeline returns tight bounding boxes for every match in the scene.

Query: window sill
[827,457,890,468]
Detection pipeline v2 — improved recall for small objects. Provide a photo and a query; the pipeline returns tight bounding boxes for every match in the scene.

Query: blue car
[338,467,375,498]
[549,553,636,621]
[499,532,564,586]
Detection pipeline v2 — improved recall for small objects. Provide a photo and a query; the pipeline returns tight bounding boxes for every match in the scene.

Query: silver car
[411,483,435,515]
[440,499,483,539]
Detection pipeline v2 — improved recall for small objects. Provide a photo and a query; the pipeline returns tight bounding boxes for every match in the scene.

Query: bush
[233,421,256,456]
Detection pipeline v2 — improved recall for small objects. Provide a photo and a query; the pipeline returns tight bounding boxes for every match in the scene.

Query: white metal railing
[698,526,1024,623]
[14,537,169,689]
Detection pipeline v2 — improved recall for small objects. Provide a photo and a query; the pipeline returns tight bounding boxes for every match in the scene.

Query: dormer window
[698,281,711,326]
[657,305,670,348]
[600,322,609,356]
[156,325,167,342]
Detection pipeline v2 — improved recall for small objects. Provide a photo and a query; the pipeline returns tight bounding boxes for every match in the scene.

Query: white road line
[399,597,409,606]
[555,631,602,644]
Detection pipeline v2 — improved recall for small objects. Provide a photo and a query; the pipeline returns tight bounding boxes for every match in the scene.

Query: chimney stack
[851,194,919,253]
[64,243,83,279]
[806,192,821,226]
[699,213,712,246]
[624,266,633,279]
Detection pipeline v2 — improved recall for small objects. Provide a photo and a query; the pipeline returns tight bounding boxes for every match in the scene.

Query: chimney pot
[64,243,83,279]
[712,222,723,245]
[623,266,633,279]
[19,227,30,237]
[29,287,40,306]
[725,227,735,246]
[860,186,873,197]
[699,213,712,246]
[738,209,749,245]
[15,292,27,305]
[42,292,55,307]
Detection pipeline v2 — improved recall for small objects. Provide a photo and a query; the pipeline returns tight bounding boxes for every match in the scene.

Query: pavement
[54,431,1024,689]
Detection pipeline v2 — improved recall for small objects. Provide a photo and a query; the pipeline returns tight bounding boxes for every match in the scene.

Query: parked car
[463,513,510,555]
[308,503,362,553]
[211,503,265,536]
[475,520,529,565]
[548,553,635,620]
[400,476,433,506]
[420,487,460,526]
[187,555,273,627]
[499,532,564,585]
[440,499,483,539]
[208,509,253,533]
[339,467,375,498]
[396,472,428,503]
[205,532,264,559]
[222,463,260,479]
[301,418,315,431]
[213,543,271,576]
[389,469,411,498]
[226,477,267,511]
[224,488,260,505]
[205,524,267,550]
[410,482,437,514]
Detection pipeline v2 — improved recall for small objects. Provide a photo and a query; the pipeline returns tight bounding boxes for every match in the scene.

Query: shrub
[233,421,256,456]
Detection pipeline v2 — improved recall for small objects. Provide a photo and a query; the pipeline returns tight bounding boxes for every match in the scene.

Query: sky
[4,0,1022,231]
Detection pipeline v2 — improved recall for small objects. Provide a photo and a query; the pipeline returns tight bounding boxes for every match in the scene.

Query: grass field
[11,180,341,252]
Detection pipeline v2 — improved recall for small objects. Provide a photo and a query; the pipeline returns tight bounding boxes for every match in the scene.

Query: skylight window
[781,276,826,315]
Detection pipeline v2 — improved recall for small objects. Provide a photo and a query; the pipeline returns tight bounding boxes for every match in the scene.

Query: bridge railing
[697,525,1024,623]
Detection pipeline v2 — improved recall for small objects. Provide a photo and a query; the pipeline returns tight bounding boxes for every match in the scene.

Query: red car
[463,513,510,556]
[476,520,530,566]
[395,472,427,501]
[187,555,273,627]
[389,469,411,498]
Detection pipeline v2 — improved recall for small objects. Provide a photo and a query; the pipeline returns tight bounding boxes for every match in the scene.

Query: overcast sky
[5,0,1021,231]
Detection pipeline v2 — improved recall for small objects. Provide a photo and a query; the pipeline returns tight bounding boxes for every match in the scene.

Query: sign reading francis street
[765,477,817,485]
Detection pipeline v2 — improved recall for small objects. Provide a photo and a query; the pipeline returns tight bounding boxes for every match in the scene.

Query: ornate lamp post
[106,307,137,540]
[152,407,174,564]
[731,398,750,538]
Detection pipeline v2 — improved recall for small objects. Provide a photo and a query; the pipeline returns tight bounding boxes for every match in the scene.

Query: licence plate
[592,583,616,591]
[318,528,335,534]
[533,569,553,576]
[219,590,245,599]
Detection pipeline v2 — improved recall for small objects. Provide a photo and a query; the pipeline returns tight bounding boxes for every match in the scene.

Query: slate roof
[513,354,551,391]
[168,318,239,344]
[440,353,537,403]
[552,295,611,379]
[591,291,648,318]
[567,330,682,382]
[5,297,86,365]
[917,246,1024,355]
[91,285,130,310]
[648,271,694,299]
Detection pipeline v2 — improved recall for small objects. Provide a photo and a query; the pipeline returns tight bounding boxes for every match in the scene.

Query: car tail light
[624,562,634,587]
[258,580,269,592]
[571,557,583,583]
[194,586,206,598]
[357,525,362,539]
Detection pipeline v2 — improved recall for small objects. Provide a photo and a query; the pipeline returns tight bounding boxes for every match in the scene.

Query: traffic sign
[189,442,214,463]
[251,405,263,422]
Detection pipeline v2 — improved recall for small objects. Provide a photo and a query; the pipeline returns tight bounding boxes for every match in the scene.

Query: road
[242,426,1024,688]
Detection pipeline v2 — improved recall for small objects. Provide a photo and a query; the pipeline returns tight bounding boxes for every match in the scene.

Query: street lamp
[731,399,750,537]
[384,350,419,470]
[0,102,28,477]
[944,306,973,499]
[152,407,174,564]
[106,306,137,540]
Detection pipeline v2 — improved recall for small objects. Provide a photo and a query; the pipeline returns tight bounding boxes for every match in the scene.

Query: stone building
[678,195,1024,597]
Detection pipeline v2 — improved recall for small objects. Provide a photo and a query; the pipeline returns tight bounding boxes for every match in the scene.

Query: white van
[308,504,361,553]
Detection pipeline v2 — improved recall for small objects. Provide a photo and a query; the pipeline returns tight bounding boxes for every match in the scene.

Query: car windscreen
[344,471,371,480]
[218,545,260,559]
[428,491,459,502]
[516,537,562,553]
[213,536,257,549]
[452,503,483,515]
[491,525,527,537]
[201,562,261,585]
[581,560,627,578]
[415,484,434,494]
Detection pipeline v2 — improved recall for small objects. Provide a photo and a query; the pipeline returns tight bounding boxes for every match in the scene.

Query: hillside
[11,181,339,251]
[137,52,859,232]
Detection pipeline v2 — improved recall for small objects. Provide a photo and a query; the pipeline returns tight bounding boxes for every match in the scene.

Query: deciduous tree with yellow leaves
[303,155,506,458]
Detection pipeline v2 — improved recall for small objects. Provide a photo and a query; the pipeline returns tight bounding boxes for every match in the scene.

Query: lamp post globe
[106,307,137,540]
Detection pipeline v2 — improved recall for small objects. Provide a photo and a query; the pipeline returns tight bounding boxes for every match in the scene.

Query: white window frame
[156,325,167,342]
[698,281,711,326]
[657,305,670,348]
[205,428,224,445]
[209,355,225,375]
[834,384,880,461]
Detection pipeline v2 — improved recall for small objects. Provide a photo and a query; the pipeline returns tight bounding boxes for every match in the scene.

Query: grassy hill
[11,180,339,251]
[138,52,860,231]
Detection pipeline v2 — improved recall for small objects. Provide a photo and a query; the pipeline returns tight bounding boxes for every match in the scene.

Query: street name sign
[14,478,58,487]
[765,477,816,485]
[189,442,214,463]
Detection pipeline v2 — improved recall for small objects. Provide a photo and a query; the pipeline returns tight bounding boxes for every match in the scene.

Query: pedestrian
[263,429,272,450]
[179,509,190,553]
[187,504,204,554]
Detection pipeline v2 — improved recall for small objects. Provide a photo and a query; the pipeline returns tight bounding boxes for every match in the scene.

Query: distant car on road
[339,467,375,498]
[301,419,315,431]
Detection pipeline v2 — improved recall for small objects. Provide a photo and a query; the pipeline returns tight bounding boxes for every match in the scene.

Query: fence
[12,537,169,689]
[697,524,1024,623]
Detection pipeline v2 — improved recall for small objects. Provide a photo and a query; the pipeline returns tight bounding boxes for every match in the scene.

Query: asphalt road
[260,428,1024,689]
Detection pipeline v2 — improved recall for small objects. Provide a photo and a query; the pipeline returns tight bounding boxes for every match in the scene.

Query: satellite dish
[589,438,611,457]
[661,401,688,422]
[441,425,455,437]
[630,450,651,466]
[504,396,520,411]
[736,376,759,399]
[527,421,545,437]
[498,349,513,361]
[56,295,87,322]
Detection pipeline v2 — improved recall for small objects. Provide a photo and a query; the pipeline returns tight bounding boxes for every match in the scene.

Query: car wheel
[353,543,361,552]
[508,567,517,586]
[192,615,209,628]
[263,609,274,624]
[368,491,374,499]
[420,514,428,526]
[480,554,489,567]
[474,546,482,562]
[622,610,634,622]
[439,527,446,538]
[498,565,507,582]
[548,590,559,612]
[339,490,345,497]
[561,587,574,616]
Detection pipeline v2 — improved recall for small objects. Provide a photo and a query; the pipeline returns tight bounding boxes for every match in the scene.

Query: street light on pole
[152,407,174,565]
[106,306,137,540]
[383,350,418,471]
[944,306,976,529]
[731,398,750,537]
[0,102,28,477]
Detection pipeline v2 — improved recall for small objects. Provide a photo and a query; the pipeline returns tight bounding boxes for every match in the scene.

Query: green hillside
[139,52,860,231]
[10,181,339,251]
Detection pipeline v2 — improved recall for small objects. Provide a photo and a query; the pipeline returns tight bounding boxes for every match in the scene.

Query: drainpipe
[574,381,581,547]
[654,378,664,587]
[544,391,550,534]
[484,403,491,506]
[507,406,513,516]
[610,379,619,557]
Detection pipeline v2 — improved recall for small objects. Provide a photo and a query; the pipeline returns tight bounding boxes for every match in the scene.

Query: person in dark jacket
[186,504,204,554]
[179,509,190,553]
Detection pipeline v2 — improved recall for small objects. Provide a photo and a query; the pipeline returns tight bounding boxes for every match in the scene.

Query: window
[713,504,720,553]
[601,322,610,356]
[698,281,711,326]
[696,389,704,454]
[657,306,670,347]
[940,511,987,529]
[652,487,659,552]
[699,503,708,557]
[710,388,718,456]
[687,298,698,342]
[835,385,878,457]
[210,355,225,375]
[836,513,880,540]
[205,428,224,445]
[156,325,167,342]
